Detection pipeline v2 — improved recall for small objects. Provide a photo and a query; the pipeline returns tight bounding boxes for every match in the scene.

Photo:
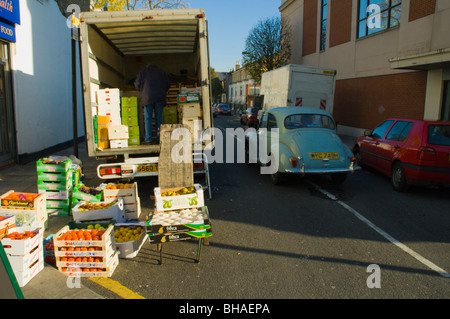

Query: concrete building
[279,0,450,137]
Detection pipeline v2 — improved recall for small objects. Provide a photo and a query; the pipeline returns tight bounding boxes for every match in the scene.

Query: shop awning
[389,48,450,70]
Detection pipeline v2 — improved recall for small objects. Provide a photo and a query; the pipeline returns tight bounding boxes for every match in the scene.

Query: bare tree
[90,0,188,10]
[242,16,292,84]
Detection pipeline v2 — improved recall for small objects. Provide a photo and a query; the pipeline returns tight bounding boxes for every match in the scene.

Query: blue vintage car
[245,107,360,184]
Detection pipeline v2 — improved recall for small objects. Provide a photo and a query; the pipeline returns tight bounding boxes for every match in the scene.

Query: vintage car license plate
[310,152,339,160]
[137,164,158,173]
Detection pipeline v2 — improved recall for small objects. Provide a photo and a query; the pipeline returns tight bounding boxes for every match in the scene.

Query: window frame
[320,0,327,51]
[357,0,402,39]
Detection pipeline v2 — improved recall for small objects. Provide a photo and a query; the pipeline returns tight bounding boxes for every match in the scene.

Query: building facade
[280,0,450,137]
[226,62,257,113]
[0,0,88,167]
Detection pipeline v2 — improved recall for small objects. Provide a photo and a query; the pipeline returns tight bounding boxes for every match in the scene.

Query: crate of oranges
[0,190,47,229]
[102,182,141,220]
[53,222,119,277]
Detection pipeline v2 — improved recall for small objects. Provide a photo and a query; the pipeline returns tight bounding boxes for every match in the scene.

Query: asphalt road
[78,114,449,301]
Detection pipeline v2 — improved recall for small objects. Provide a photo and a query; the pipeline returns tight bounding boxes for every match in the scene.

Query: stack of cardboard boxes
[121,96,140,146]
[36,158,74,217]
[178,92,202,143]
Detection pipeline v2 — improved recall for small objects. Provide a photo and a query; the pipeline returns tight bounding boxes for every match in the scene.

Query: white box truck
[260,64,337,114]
[78,9,212,190]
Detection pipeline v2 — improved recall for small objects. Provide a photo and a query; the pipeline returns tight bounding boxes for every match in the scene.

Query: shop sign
[0,0,20,25]
[0,20,14,42]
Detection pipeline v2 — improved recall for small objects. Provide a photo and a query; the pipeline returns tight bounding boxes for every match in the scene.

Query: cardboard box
[0,191,46,210]
[72,199,126,223]
[121,105,138,117]
[0,191,47,228]
[97,88,120,105]
[36,158,72,173]
[128,135,141,146]
[0,215,15,238]
[177,92,200,104]
[147,206,211,234]
[97,115,111,149]
[102,182,141,220]
[97,105,121,126]
[154,184,204,212]
[122,116,139,127]
[108,125,129,140]
[54,223,115,248]
[114,223,146,258]
[180,103,202,118]
[7,244,43,272]
[1,226,44,256]
[121,97,138,107]
[37,179,73,192]
[13,255,44,287]
[39,189,70,200]
[37,170,72,183]
[110,139,129,149]
[181,87,202,95]
[61,253,119,278]
[72,185,102,202]
[148,228,212,244]
[0,211,35,228]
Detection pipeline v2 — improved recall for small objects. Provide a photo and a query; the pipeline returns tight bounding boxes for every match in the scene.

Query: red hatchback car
[353,118,450,191]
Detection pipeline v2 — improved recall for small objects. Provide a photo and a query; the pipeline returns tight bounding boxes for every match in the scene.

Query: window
[267,114,277,129]
[320,0,327,50]
[371,120,394,138]
[428,125,450,146]
[386,121,412,141]
[260,114,268,129]
[358,0,401,38]
[284,114,335,130]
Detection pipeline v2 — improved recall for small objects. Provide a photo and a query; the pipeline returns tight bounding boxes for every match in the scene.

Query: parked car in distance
[217,104,231,115]
[212,104,219,117]
[353,118,450,191]
[241,107,260,128]
[245,107,360,184]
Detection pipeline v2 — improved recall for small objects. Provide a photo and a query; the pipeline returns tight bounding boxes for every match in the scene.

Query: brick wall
[333,71,427,129]
[409,0,436,21]
[329,0,352,48]
[303,0,318,56]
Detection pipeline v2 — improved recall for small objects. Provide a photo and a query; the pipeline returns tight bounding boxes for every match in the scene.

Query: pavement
[0,134,358,299]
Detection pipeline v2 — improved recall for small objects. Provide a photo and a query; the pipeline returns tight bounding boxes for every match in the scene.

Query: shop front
[0,0,19,167]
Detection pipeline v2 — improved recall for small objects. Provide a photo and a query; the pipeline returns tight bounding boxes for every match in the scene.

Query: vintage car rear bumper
[285,165,361,174]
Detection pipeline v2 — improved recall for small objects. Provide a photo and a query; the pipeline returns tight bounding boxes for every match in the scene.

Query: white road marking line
[309,181,450,278]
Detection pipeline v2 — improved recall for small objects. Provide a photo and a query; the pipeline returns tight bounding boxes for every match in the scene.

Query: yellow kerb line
[89,277,146,299]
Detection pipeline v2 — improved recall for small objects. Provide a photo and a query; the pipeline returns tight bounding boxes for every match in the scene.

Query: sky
[186,0,282,73]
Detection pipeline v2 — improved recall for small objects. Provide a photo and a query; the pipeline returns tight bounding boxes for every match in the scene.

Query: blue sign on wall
[0,0,20,25]
[0,20,15,42]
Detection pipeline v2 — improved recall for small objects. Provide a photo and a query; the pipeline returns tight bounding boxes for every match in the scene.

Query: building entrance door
[442,80,450,121]
[0,42,15,166]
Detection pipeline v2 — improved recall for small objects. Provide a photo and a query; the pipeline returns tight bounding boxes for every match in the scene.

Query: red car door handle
[394,145,400,149]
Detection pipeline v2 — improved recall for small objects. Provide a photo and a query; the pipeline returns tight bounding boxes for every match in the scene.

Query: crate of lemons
[114,223,147,259]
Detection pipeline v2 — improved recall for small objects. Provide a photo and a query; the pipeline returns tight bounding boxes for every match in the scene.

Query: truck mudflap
[96,153,212,199]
